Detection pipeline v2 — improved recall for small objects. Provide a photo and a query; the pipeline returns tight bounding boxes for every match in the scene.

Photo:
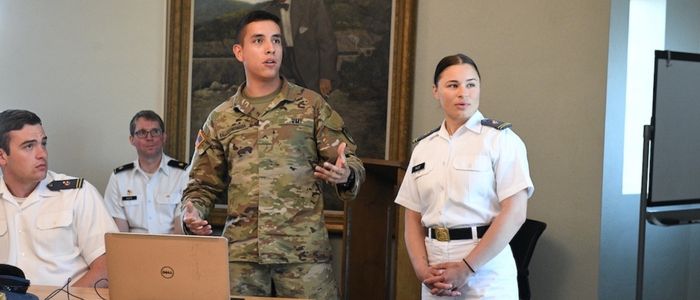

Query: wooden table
[28,285,108,300]
[28,285,305,300]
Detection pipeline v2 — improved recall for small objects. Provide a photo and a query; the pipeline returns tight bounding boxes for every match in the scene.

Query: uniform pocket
[0,217,7,261]
[120,195,142,207]
[156,192,181,223]
[0,219,6,236]
[119,194,144,226]
[454,155,494,197]
[156,192,181,205]
[454,155,491,171]
[279,118,315,139]
[36,210,73,229]
[275,118,316,160]
[412,163,433,180]
[35,210,75,257]
[412,163,435,204]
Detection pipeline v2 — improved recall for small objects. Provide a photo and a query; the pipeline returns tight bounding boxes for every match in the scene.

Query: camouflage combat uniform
[183,78,364,297]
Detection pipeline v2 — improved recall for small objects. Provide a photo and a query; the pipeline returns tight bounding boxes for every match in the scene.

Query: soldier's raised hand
[314,142,350,184]
[183,201,212,235]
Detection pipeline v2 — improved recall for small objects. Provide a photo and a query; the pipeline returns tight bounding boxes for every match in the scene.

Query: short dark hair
[235,10,281,43]
[129,110,165,136]
[0,109,42,154]
[433,53,482,85]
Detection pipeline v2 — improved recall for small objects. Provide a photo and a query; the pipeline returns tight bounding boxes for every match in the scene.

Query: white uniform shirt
[103,154,189,234]
[395,111,534,228]
[0,171,118,286]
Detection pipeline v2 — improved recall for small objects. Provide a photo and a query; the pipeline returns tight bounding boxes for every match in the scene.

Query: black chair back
[509,219,546,300]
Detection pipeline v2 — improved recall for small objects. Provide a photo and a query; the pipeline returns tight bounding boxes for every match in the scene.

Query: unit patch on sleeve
[195,130,207,151]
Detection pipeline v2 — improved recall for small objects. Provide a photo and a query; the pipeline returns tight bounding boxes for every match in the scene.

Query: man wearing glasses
[103,110,189,234]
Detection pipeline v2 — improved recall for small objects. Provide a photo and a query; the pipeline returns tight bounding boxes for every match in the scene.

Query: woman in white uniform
[395,53,534,299]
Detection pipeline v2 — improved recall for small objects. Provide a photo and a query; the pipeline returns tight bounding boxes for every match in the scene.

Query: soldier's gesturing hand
[314,142,350,185]
[183,201,213,235]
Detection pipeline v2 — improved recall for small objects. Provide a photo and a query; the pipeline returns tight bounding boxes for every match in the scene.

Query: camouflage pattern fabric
[229,261,338,299]
[183,78,365,264]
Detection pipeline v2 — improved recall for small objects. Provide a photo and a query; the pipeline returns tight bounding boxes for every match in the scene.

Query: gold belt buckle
[435,227,450,242]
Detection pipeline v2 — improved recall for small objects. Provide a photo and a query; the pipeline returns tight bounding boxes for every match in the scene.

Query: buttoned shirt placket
[2,185,48,274]
[440,133,453,230]
[15,195,34,274]
[143,169,161,232]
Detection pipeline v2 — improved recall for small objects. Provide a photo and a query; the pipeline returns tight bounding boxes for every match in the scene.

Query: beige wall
[0,0,167,191]
[411,1,610,298]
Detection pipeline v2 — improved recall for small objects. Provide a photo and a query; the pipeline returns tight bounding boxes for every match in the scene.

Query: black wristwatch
[338,169,355,191]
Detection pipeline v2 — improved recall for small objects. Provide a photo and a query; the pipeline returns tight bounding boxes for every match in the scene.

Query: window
[622,0,666,194]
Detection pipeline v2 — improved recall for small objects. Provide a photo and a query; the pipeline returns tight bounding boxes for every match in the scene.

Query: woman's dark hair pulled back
[433,53,481,85]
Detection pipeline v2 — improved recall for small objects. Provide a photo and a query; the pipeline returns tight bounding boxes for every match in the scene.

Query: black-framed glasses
[133,128,163,138]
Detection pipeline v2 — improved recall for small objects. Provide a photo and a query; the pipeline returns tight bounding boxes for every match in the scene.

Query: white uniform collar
[0,176,11,200]
[437,110,485,138]
[134,153,170,176]
[0,171,60,205]
[464,110,486,133]
[35,171,57,197]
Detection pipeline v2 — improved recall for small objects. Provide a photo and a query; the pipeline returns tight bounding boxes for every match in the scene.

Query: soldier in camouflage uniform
[181,10,365,299]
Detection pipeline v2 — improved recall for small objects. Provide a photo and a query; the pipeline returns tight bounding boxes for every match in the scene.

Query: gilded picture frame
[163,0,416,231]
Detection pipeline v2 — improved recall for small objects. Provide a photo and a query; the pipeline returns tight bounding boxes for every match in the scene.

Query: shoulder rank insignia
[481,119,512,130]
[167,159,188,170]
[412,126,440,145]
[47,178,84,191]
[114,162,134,174]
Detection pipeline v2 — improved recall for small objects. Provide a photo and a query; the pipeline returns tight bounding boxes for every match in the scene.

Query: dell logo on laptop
[160,266,174,279]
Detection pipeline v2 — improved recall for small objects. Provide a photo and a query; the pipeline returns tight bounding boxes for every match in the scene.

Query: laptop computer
[105,232,230,300]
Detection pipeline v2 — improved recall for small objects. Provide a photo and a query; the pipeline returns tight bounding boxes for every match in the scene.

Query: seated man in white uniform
[0,109,118,287]
[103,110,189,234]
